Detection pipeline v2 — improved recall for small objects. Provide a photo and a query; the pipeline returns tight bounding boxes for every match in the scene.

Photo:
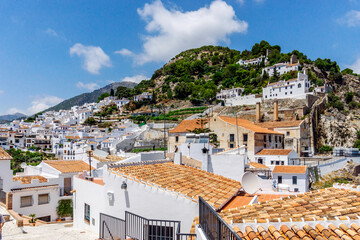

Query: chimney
[174,151,182,165]
[256,102,261,122]
[274,100,279,121]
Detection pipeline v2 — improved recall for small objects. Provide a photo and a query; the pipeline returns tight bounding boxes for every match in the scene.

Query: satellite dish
[20,163,27,169]
[241,172,260,195]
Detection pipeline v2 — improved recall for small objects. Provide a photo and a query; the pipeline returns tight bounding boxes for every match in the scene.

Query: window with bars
[84,203,90,223]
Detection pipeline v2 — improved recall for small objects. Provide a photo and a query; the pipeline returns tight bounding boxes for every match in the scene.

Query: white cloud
[45,28,58,37]
[114,48,134,56]
[349,57,360,74]
[76,82,100,92]
[27,96,63,115]
[122,75,148,84]
[7,108,24,115]
[6,95,63,115]
[130,0,247,64]
[70,43,112,74]
[338,10,360,27]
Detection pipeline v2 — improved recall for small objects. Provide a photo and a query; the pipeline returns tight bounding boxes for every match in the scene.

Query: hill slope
[43,81,137,112]
[0,113,27,122]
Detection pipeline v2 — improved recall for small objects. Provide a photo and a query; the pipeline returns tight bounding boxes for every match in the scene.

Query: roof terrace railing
[199,197,242,240]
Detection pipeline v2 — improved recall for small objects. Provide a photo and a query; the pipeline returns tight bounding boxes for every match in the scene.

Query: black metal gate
[100,213,125,240]
[125,211,181,240]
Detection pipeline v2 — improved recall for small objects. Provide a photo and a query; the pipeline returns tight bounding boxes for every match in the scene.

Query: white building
[254,149,300,167]
[72,159,242,237]
[272,165,308,192]
[237,56,264,66]
[262,62,300,76]
[224,94,261,106]
[216,88,244,100]
[133,92,153,102]
[114,98,130,109]
[262,72,311,100]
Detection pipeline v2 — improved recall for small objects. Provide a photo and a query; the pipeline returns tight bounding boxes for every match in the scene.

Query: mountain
[42,81,137,113]
[0,112,27,122]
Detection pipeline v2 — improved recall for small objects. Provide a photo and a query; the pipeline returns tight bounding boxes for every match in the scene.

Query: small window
[243,134,248,142]
[271,161,274,165]
[21,196,33,208]
[281,161,285,165]
[278,176,282,184]
[285,86,287,90]
[38,193,50,205]
[286,131,290,136]
[264,144,267,148]
[229,143,234,149]
[229,134,235,142]
[298,83,301,88]
[276,161,280,165]
[290,91,292,94]
[292,176,297,185]
[84,203,90,223]
[175,136,179,142]
[263,135,266,142]
[258,159,263,164]
[285,92,288,95]
[269,135,272,142]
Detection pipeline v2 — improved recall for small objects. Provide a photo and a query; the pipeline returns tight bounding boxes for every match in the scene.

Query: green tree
[110,88,115,96]
[83,117,97,126]
[174,82,192,99]
[98,92,110,102]
[345,92,354,104]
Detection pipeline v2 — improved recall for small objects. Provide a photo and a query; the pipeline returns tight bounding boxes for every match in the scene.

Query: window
[285,92,288,95]
[229,143,234,148]
[263,135,266,142]
[20,196,33,208]
[271,161,274,165]
[290,91,292,94]
[285,86,287,90]
[243,134,248,142]
[175,136,179,142]
[286,131,290,136]
[258,158,263,164]
[268,135,272,142]
[276,161,280,165]
[281,161,285,165]
[292,176,297,185]
[298,83,301,88]
[229,134,235,142]
[38,194,49,205]
[290,86,293,89]
[278,176,282,184]
[275,136,278,142]
[84,203,90,223]
[264,144,267,148]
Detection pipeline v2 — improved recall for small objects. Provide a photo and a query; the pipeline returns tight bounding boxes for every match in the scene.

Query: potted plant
[29,214,37,226]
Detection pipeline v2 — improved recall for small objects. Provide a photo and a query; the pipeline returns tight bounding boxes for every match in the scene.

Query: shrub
[57,199,73,218]
[319,145,333,153]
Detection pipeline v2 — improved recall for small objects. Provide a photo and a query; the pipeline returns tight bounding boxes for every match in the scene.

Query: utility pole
[87,150,92,179]
[235,110,240,155]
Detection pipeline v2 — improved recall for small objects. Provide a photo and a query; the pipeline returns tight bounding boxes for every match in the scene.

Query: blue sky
[1,0,360,115]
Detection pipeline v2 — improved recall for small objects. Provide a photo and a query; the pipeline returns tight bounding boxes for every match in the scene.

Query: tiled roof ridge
[222,187,360,224]
[108,159,173,168]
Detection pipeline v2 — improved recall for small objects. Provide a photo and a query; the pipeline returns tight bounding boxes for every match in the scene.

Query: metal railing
[199,197,242,240]
[100,213,125,240]
[59,187,73,197]
[125,211,182,240]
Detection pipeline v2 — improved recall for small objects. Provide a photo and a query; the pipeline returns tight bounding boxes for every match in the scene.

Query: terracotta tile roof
[169,119,203,133]
[234,223,360,240]
[43,160,94,173]
[221,188,360,223]
[110,161,241,208]
[273,165,307,174]
[256,149,293,156]
[246,162,269,169]
[0,147,12,160]
[92,154,125,162]
[256,120,304,129]
[65,136,80,140]
[222,193,288,211]
[218,116,283,134]
[13,175,48,184]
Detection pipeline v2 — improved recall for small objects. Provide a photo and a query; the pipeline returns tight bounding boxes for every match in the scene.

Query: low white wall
[225,95,261,106]
[317,157,360,176]
[204,154,245,182]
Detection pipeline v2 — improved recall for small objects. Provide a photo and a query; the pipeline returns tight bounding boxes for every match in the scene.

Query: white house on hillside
[237,56,264,66]
[216,88,244,100]
[262,72,311,100]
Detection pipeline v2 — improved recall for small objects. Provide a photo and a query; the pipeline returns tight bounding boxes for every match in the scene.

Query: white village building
[254,149,300,167]
[237,56,264,66]
[216,88,244,100]
[262,55,300,77]
[272,165,308,193]
[262,72,311,100]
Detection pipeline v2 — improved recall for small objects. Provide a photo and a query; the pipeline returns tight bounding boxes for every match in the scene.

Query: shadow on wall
[125,190,130,208]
